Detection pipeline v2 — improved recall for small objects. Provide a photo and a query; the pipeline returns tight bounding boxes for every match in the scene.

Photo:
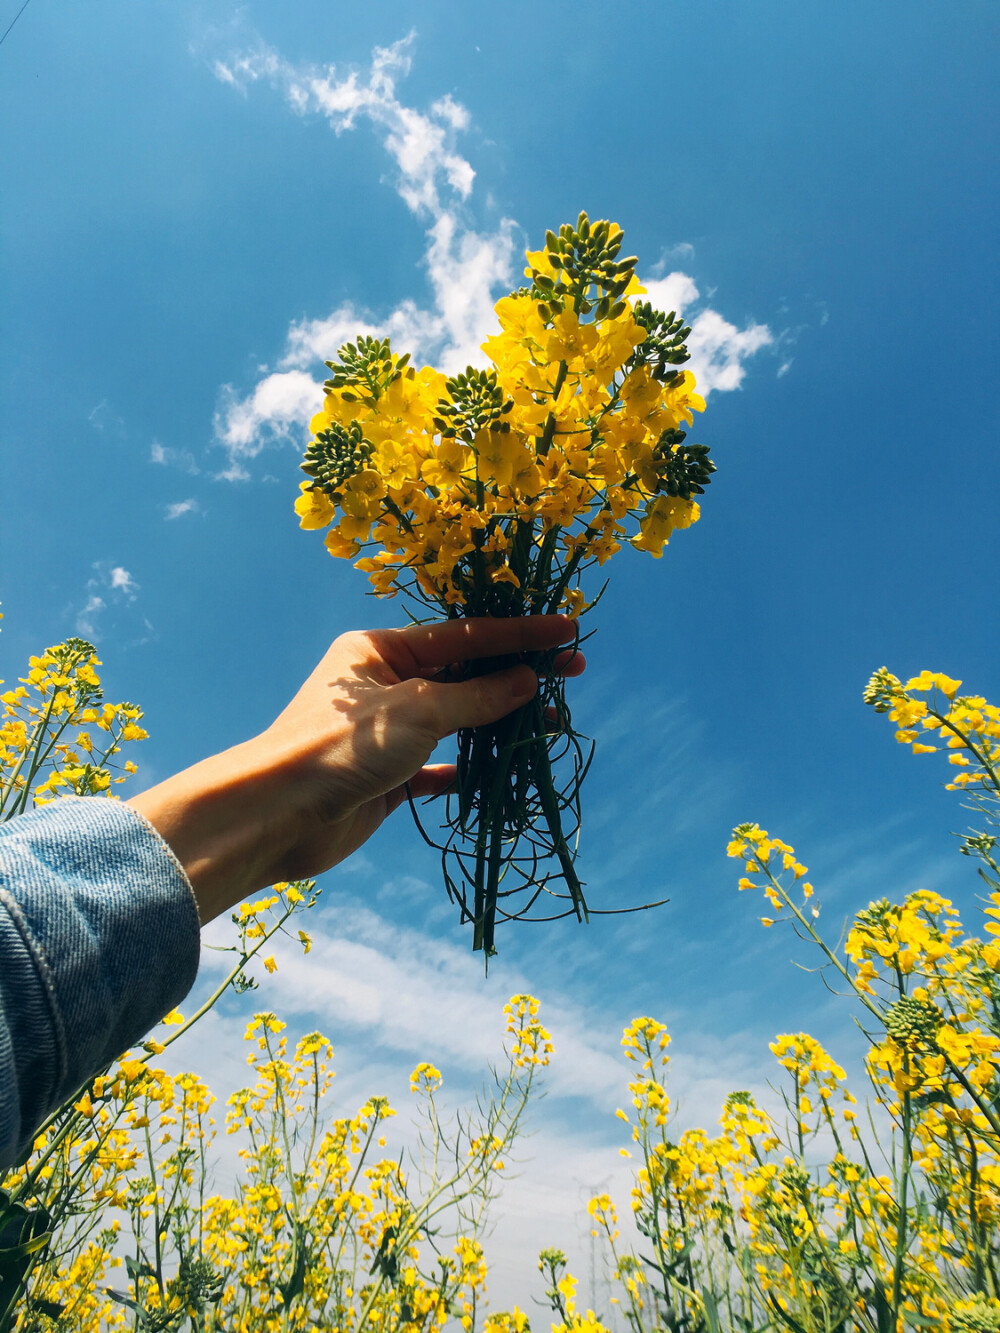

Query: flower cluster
[296,215,710,615]
[542,666,1000,1333]
[295,217,711,955]
[727,823,814,927]
[864,666,1000,792]
[8,995,551,1331]
[0,625,320,1330]
[503,994,554,1069]
[17,624,1000,1331]
[0,637,146,815]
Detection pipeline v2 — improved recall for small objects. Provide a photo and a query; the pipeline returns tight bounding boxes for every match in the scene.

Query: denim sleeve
[0,798,201,1168]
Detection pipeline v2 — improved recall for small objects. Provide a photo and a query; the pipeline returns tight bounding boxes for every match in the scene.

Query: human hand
[128,616,584,923]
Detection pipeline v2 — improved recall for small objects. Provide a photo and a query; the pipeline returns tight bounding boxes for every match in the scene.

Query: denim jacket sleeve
[0,798,201,1168]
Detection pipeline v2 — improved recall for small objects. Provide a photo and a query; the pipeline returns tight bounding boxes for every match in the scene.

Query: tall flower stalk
[542,664,1000,1333]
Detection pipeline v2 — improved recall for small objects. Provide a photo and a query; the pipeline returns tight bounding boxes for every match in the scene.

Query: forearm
[127,737,299,925]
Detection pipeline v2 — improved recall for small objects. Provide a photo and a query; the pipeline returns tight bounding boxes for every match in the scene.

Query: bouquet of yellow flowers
[295,214,712,953]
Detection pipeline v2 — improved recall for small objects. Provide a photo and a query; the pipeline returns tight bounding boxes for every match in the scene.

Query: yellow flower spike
[409,1061,443,1094]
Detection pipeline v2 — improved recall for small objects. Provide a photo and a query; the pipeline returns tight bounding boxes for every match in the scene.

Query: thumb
[414,664,538,737]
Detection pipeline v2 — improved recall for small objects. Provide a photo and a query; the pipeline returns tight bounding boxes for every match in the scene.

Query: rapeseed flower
[295,215,714,955]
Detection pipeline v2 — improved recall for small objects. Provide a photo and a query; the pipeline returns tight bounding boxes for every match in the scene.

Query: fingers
[381,764,456,818]
[406,763,456,799]
[399,664,539,738]
[376,616,577,678]
[419,647,586,685]
[552,647,586,678]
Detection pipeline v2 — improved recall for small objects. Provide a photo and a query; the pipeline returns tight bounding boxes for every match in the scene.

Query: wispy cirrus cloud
[73,562,148,643]
[209,34,772,477]
[151,440,200,474]
[87,399,126,436]
[164,498,202,520]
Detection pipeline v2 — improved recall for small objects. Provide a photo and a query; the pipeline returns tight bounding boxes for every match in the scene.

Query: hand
[128,616,584,923]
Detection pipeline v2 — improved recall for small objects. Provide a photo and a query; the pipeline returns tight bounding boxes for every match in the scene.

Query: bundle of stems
[295,213,716,952]
[436,624,591,955]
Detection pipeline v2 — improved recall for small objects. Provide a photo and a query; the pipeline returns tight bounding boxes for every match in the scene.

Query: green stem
[531,728,587,921]
[535,362,568,459]
[481,805,505,956]
[890,1075,912,1318]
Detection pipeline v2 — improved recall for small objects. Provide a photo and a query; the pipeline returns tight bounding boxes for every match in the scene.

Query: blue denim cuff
[0,797,200,1166]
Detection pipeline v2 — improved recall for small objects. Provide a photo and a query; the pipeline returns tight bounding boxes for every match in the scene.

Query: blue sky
[3,0,999,1307]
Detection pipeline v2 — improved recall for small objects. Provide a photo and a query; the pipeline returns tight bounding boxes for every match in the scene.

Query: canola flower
[8,994,552,1332]
[0,627,150,1327]
[0,635,146,817]
[0,880,319,1331]
[0,621,320,1329]
[295,213,713,954]
[12,612,1000,1330]
[559,663,1000,1333]
[527,665,1000,1333]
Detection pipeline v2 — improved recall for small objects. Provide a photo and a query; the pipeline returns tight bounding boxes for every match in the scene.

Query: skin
[128,616,584,924]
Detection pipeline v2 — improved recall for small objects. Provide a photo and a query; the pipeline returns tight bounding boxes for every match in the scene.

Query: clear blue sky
[3,0,998,1302]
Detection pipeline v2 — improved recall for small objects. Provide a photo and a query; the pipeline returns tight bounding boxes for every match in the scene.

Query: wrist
[127,737,296,924]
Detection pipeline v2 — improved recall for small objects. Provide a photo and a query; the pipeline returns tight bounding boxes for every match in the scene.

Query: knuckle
[398,676,444,733]
[470,676,494,715]
[335,628,376,657]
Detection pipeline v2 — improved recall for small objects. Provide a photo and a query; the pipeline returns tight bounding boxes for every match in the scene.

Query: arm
[0,798,199,1167]
[127,616,582,924]
[0,616,580,1165]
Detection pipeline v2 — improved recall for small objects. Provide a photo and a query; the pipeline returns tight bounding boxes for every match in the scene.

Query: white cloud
[210,34,772,474]
[75,595,105,639]
[649,240,696,273]
[211,35,517,472]
[201,898,624,1107]
[429,94,469,132]
[198,888,778,1126]
[686,306,773,393]
[87,399,125,435]
[186,890,780,1306]
[73,563,145,642]
[641,271,701,315]
[164,498,201,520]
[151,440,200,474]
[212,34,475,220]
[642,272,773,394]
[213,368,326,467]
[108,566,139,594]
